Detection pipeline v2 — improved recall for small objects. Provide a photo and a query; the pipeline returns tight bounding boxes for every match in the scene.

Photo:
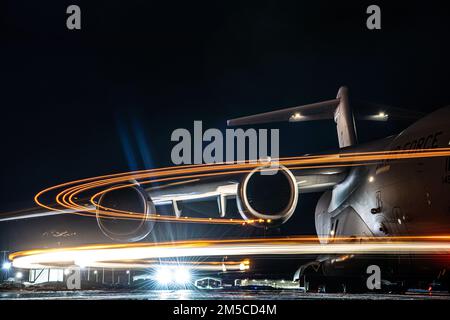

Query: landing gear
[300,274,358,293]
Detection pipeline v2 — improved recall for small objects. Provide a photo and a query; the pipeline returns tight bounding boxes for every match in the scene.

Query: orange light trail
[10,236,450,270]
[22,147,450,225]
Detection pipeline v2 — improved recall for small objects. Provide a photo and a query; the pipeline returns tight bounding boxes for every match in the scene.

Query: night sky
[1,1,450,251]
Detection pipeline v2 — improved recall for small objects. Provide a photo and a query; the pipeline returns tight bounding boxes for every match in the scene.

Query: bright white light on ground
[155,268,172,285]
[15,271,23,279]
[75,259,89,269]
[174,268,191,284]
[11,237,450,270]
[2,262,11,270]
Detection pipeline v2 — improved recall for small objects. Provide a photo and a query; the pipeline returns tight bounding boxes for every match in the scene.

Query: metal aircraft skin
[149,86,450,245]
[226,87,450,283]
[2,87,450,285]
[313,99,450,242]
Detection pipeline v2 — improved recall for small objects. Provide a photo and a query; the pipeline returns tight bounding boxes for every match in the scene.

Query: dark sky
[1,1,450,249]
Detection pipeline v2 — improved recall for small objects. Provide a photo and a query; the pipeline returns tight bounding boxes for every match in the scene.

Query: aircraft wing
[0,166,347,222]
[0,208,82,222]
[148,166,347,218]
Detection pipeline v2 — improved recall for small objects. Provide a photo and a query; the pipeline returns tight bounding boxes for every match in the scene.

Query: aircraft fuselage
[314,106,450,282]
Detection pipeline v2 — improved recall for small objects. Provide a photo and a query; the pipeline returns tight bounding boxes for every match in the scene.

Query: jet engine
[96,184,155,242]
[236,165,299,225]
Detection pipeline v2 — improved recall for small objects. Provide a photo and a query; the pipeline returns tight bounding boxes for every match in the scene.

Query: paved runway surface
[1,289,450,300]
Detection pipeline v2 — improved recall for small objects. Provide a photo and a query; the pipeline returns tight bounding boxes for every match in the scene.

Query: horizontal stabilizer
[227,99,340,126]
[227,86,356,148]
[354,100,426,122]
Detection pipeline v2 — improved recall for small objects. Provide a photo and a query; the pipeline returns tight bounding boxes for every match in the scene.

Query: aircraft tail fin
[335,86,357,148]
[227,86,357,148]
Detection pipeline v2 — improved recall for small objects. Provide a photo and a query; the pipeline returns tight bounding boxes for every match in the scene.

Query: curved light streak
[10,236,450,269]
[17,147,450,225]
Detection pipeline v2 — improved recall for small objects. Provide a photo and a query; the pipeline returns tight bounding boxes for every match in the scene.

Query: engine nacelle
[96,184,155,242]
[236,165,299,225]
